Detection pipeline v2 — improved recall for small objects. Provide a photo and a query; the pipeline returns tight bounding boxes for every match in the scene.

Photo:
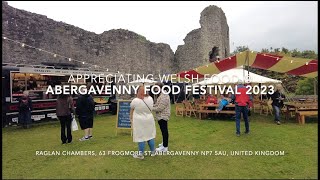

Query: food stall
[2,63,117,126]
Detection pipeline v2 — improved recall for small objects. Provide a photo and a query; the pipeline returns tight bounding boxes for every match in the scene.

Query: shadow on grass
[199,114,234,121]
[3,113,116,132]
[282,116,318,124]
[196,112,318,125]
[3,120,60,132]
[305,117,318,124]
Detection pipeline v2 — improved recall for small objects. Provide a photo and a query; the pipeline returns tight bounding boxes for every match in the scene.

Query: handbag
[142,99,152,113]
[71,115,79,131]
[68,96,74,114]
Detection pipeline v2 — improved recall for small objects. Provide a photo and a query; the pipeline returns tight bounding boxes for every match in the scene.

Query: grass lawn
[2,105,318,179]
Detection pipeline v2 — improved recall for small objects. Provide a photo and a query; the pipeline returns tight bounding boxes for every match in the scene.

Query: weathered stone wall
[175,5,230,72]
[2,2,175,76]
[2,2,229,75]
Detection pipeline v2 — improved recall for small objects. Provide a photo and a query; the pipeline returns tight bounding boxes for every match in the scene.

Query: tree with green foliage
[274,48,280,53]
[301,50,317,59]
[281,47,289,54]
[295,77,318,95]
[230,46,249,55]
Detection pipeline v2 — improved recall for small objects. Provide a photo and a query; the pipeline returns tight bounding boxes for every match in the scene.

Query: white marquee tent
[193,68,282,85]
[127,78,157,85]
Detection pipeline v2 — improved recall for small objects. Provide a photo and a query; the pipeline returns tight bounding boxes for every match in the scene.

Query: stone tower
[174,5,230,72]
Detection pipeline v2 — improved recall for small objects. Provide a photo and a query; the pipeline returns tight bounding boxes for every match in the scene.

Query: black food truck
[2,63,117,127]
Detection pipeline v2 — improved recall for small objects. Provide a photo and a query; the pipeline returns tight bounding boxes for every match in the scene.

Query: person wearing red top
[245,83,253,116]
[206,94,217,104]
[232,82,250,136]
[205,94,217,119]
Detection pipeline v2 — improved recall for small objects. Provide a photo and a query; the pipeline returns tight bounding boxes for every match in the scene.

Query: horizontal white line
[6,104,110,115]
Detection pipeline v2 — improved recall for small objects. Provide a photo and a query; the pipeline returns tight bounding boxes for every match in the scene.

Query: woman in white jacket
[130,85,156,159]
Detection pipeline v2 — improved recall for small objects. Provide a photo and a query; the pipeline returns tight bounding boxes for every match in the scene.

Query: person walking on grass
[56,93,75,144]
[270,84,286,125]
[130,85,156,159]
[153,82,171,152]
[232,81,250,137]
[76,84,95,141]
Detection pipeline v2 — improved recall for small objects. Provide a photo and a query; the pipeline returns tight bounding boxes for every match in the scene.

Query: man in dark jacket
[232,82,250,137]
[18,91,33,129]
[270,84,285,125]
[76,89,95,141]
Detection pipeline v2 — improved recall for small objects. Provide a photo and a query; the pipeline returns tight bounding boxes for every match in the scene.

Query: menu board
[116,100,132,129]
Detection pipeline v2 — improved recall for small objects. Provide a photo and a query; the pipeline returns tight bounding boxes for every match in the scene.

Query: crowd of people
[18,84,96,145]
[17,81,286,160]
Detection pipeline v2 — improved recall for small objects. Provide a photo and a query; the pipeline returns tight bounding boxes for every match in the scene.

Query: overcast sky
[7,1,318,53]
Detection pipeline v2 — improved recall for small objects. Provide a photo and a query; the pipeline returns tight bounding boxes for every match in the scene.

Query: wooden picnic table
[284,102,318,122]
[259,100,273,115]
[199,104,235,109]
[198,103,236,119]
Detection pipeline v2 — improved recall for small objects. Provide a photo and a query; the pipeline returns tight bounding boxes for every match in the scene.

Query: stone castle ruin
[2,2,229,75]
[175,5,230,72]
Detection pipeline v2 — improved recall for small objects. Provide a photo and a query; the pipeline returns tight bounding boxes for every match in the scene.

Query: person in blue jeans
[232,83,250,137]
[270,84,285,125]
[137,139,155,157]
[130,86,156,159]
[215,94,230,113]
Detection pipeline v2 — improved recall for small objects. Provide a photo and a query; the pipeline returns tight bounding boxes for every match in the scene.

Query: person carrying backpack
[18,91,33,129]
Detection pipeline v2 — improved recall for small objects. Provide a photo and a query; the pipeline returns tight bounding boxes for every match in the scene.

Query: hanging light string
[2,35,121,73]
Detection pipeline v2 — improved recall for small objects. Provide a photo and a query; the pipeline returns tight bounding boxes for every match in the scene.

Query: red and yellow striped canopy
[177,50,318,79]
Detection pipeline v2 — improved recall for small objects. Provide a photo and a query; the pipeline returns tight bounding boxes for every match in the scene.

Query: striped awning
[177,50,318,79]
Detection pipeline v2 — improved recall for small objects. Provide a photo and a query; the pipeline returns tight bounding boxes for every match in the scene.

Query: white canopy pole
[314,78,317,95]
